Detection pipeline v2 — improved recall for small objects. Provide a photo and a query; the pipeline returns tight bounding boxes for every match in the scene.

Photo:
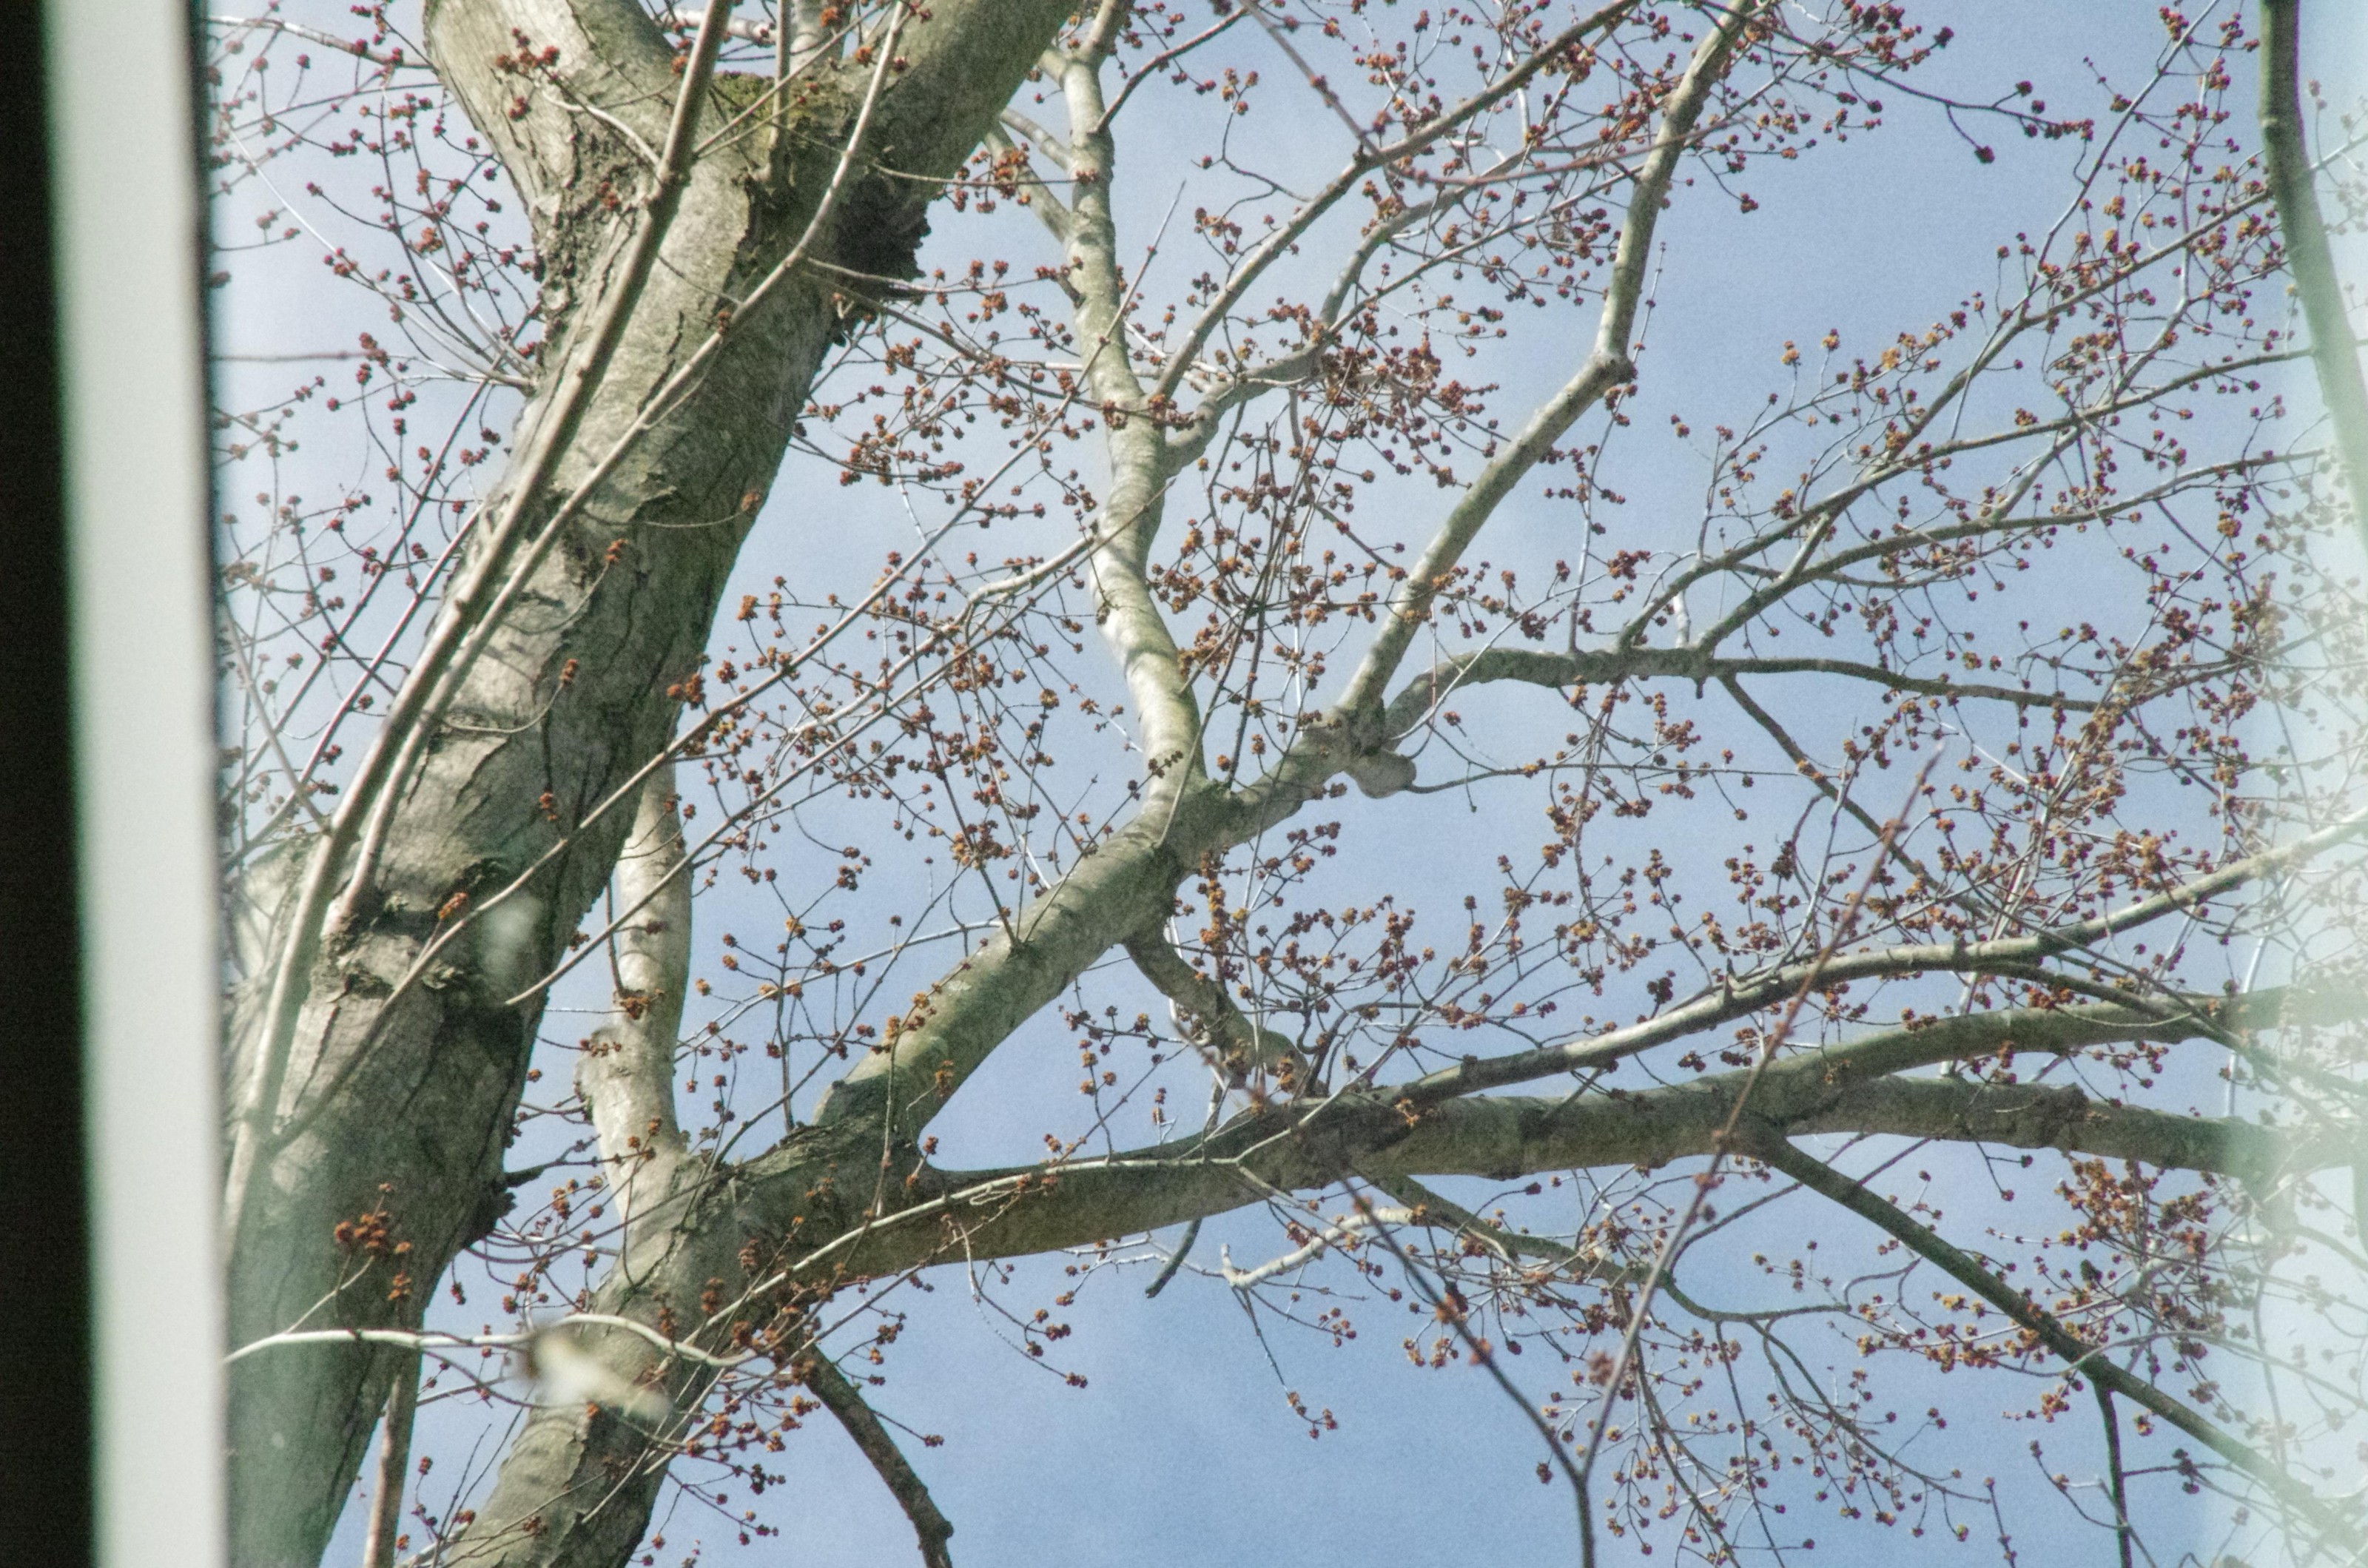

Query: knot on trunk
[1332,706,1415,798]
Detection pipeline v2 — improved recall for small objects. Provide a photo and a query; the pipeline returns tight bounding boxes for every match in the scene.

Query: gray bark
[222,5,1079,1564]
[2259,0,2368,545]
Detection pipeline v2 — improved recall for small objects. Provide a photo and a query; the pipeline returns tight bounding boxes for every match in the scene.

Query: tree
[205,2,2368,1565]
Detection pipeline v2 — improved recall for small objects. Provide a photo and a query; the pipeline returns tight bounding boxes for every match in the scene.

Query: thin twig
[1568,758,1928,1568]
[224,1314,753,1372]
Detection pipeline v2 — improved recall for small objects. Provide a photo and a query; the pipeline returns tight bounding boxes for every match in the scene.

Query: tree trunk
[222,5,1077,1564]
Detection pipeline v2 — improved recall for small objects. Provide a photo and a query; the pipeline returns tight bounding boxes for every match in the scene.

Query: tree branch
[1381,645,2090,741]
[1395,813,2368,1103]
[2259,0,2368,545]
[1054,10,1205,798]
[432,980,2359,1567]
[1333,3,1757,721]
[788,1017,2365,1287]
[357,1345,419,1568]
[1150,0,1641,407]
[1743,1130,2363,1547]
[1218,1205,1417,1288]
[810,795,1226,1137]
[656,4,776,44]
[578,765,692,1253]
[1123,928,1306,1088]
[1362,1171,1621,1279]
[228,0,737,1258]
[222,4,1094,1561]
[801,1350,956,1568]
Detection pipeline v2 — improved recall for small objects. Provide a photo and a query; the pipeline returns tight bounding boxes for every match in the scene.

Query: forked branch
[1124,929,1306,1087]
[1335,0,1762,719]
[1398,813,2368,1103]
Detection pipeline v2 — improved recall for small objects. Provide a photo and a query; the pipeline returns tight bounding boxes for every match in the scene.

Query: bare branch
[1745,1131,2363,1547]
[226,1313,751,1373]
[2259,0,2368,543]
[1363,1172,1618,1278]
[1151,1,1641,407]
[1380,1069,2341,1188]
[1124,929,1305,1088]
[218,4,1094,1558]
[578,765,692,1247]
[1219,1205,1416,1288]
[1334,3,1757,720]
[801,1351,956,1568]
[1399,814,2368,1103]
[1382,645,2091,741]
[656,5,776,44]
[255,0,923,1118]
[227,0,742,1252]
[357,1345,418,1568]
[1057,22,1203,792]
[810,801,1214,1134]
[792,987,2367,1285]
